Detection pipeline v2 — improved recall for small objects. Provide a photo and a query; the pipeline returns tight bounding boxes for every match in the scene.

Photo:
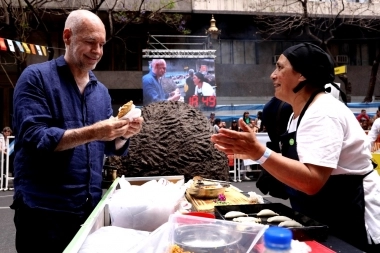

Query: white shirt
[368,118,380,147]
[288,93,380,244]
[0,134,5,152]
[194,82,215,96]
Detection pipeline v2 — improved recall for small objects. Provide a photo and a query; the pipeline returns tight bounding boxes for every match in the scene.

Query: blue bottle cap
[264,227,292,250]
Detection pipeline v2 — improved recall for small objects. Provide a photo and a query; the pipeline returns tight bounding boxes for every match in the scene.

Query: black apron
[280,90,371,251]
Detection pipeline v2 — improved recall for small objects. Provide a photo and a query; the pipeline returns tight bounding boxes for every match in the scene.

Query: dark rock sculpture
[106,101,230,181]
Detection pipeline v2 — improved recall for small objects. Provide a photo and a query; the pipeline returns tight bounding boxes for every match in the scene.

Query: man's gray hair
[151,59,166,68]
[65,10,103,35]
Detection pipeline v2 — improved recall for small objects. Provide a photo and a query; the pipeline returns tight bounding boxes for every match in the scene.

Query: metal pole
[4,136,14,190]
[0,145,3,190]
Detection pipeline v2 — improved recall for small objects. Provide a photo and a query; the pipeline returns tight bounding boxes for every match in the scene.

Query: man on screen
[142,59,180,106]
[184,69,195,104]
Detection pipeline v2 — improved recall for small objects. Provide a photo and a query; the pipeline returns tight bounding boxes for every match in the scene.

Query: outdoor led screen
[142,58,216,110]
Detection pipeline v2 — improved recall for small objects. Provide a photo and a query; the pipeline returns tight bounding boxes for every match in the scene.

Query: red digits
[189,95,198,107]
[209,96,216,107]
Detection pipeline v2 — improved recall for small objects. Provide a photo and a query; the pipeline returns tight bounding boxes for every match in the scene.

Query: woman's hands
[210,118,266,161]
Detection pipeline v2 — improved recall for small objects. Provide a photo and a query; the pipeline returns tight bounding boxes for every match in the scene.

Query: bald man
[142,58,181,105]
[11,10,144,252]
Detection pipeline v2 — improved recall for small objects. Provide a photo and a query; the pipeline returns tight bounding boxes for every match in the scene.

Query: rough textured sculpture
[106,101,230,181]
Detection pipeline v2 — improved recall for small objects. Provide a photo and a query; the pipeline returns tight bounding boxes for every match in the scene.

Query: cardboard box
[63,175,184,253]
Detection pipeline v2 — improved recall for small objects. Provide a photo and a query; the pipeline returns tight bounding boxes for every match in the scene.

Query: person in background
[209,112,216,126]
[368,117,380,152]
[193,72,215,96]
[229,120,240,131]
[241,111,259,132]
[255,111,263,132]
[256,97,293,199]
[184,69,195,104]
[0,126,12,155]
[361,118,370,131]
[11,10,144,253]
[356,109,370,123]
[143,59,181,106]
[241,111,254,129]
[221,121,226,128]
[213,118,221,133]
[369,108,380,128]
[0,127,13,175]
[211,43,380,252]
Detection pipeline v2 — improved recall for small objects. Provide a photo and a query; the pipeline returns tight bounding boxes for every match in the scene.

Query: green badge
[289,138,295,146]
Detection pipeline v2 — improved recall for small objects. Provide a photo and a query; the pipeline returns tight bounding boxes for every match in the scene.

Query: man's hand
[119,116,144,140]
[93,117,130,141]
[168,88,181,101]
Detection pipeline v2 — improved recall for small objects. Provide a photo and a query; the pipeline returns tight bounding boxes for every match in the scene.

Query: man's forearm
[55,125,98,151]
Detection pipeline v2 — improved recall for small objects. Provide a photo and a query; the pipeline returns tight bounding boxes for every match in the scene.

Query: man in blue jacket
[142,59,181,105]
[11,10,143,253]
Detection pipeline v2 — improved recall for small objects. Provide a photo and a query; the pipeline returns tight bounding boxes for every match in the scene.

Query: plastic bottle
[263,227,292,253]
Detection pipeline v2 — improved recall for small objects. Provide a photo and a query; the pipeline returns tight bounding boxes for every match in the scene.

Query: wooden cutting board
[185,186,251,212]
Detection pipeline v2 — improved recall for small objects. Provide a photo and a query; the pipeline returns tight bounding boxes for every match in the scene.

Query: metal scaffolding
[144,34,217,58]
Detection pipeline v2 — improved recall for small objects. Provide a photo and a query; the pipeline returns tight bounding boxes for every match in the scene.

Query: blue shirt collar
[56,55,98,85]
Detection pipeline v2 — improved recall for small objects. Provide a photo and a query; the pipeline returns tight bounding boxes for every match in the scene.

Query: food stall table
[65,176,365,253]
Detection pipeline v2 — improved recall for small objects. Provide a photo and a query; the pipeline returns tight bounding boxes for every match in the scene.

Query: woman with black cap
[193,72,216,96]
[211,43,380,252]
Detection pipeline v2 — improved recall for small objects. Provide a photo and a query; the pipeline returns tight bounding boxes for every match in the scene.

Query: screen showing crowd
[142,58,217,110]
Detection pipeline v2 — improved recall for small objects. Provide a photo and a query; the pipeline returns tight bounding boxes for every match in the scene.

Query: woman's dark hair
[214,118,221,126]
[243,112,251,124]
[231,120,239,131]
[257,111,263,119]
[194,72,205,82]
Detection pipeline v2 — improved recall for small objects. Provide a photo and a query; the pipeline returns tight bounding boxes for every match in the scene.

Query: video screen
[142,58,216,110]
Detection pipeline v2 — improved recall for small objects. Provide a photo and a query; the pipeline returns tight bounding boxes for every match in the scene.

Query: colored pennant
[22,42,31,54]
[41,46,47,56]
[29,44,37,54]
[15,41,24,52]
[1,38,48,56]
[0,38,7,51]
[40,46,47,56]
[6,39,15,52]
[35,45,43,55]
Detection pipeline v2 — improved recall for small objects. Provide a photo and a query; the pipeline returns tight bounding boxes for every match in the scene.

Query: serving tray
[214,203,329,242]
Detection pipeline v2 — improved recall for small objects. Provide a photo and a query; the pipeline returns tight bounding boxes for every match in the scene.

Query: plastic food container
[167,213,267,252]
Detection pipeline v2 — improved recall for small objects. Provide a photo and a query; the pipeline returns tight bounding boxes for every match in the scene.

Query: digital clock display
[189,95,217,109]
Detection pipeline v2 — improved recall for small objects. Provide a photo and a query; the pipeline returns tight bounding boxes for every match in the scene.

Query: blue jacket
[12,56,129,214]
[142,71,168,105]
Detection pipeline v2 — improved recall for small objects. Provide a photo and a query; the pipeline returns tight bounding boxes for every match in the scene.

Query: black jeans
[13,203,90,253]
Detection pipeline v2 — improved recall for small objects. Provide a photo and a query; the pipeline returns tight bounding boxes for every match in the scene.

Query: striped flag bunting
[0,37,48,56]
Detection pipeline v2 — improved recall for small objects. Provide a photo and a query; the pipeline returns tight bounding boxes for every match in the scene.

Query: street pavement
[0,172,289,253]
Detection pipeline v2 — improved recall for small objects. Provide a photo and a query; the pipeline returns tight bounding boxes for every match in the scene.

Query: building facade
[1,0,380,126]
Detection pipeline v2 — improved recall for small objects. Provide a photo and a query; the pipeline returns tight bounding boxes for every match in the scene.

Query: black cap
[282,43,335,93]
[194,72,206,82]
